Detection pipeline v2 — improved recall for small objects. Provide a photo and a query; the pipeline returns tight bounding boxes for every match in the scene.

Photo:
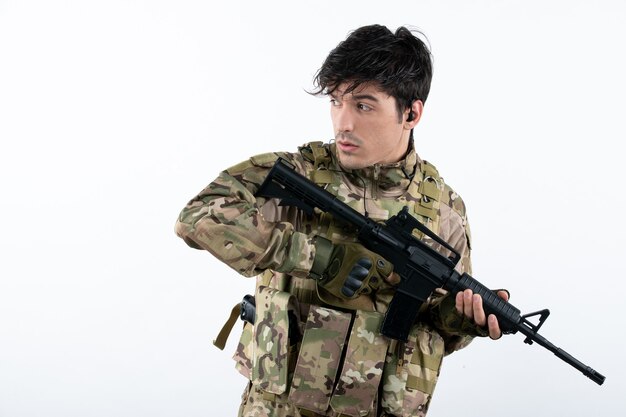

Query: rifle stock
[255,157,606,385]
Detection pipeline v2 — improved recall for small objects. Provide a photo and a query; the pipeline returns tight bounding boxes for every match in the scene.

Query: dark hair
[312,24,433,120]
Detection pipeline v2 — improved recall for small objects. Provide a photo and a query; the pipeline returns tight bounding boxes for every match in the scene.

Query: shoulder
[297,141,331,166]
[220,143,323,187]
[420,159,472,250]
[440,182,468,220]
[226,140,327,174]
[421,159,468,220]
[225,151,288,175]
[225,141,328,175]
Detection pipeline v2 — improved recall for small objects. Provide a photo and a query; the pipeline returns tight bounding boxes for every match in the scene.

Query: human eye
[357,102,372,111]
[329,97,341,106]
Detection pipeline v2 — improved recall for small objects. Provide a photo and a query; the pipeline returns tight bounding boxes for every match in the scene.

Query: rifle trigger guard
[520,309,550,345]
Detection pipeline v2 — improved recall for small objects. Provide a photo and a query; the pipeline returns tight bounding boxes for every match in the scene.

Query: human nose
[332,105,354,133]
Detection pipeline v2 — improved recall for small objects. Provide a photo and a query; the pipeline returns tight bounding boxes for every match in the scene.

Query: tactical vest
[217,141,464,417]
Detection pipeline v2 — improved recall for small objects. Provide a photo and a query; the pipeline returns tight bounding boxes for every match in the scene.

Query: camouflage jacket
[176,141,486,417]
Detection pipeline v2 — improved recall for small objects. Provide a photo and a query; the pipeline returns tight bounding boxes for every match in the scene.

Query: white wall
[1,1,624,416]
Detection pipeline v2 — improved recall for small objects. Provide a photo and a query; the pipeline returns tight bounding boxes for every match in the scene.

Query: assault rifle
[256,157,606,385]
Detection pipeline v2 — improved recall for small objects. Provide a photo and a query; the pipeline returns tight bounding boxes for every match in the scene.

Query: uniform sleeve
[174,153,316,278]
[426,195,488,354]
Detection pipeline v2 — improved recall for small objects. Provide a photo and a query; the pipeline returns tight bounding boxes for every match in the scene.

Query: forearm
[175,166,315,277]
[424,213,487,352]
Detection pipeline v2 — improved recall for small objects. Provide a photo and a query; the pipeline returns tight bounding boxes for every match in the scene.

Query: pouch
[329,310,389,417]
[381,324,445,417]
[250,285,299,394]
[233,321,254,380]
[288,306,352,414]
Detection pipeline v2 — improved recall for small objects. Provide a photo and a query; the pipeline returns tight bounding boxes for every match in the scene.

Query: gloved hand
[309,236,394,300]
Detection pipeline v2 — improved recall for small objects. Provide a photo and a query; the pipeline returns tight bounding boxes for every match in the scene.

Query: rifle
[255,157,606,385]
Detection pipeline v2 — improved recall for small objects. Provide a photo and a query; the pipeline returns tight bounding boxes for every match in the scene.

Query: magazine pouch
[250,285,298,394]
[329,310,389,417]
[288,306,352,414]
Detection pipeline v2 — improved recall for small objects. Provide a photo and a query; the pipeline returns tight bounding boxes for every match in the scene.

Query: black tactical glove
[309,236,393,300]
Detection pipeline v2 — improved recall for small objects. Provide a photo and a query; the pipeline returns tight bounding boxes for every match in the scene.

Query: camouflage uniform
[176,141,487,417]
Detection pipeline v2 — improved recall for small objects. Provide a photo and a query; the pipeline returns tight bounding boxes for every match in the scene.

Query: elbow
[174,219,203,250]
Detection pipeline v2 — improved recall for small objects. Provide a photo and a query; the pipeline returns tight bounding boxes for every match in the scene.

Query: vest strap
[311,169,333,184]
[412,160,444,233]
[310,141,331,169]
[212,302,241,350]
[303,141,334,185]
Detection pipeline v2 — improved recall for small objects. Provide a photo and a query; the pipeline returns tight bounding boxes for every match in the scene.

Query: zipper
[372,164,380,200]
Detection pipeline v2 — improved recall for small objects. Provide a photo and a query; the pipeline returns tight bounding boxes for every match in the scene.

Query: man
[176,24,508,417]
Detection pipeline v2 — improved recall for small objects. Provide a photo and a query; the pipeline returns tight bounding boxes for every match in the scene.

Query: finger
[385,272,401,286]
[497,290,509,302]
[455,291,464,314]
[488,314,502,340]
[463,289,473,319]
[472,294,486,326]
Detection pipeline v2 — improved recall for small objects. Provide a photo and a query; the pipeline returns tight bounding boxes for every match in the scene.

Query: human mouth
[337,140,359,153]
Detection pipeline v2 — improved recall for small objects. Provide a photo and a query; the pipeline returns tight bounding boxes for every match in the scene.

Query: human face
[329,83,416,170]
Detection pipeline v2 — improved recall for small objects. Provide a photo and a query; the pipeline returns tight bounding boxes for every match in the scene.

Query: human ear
[404,100,423,128]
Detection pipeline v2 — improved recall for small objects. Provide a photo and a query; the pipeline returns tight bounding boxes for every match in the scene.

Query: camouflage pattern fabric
[289,306,352,413]
[234,321,254,380]
[238,383,384,417]
[329,310,388,417]
[176,151,316,279]
[252,286,299,394]
[381,324,445,417]
[176,140,487,416]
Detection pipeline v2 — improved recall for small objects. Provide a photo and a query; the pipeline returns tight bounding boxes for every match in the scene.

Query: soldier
[175,24,509,417]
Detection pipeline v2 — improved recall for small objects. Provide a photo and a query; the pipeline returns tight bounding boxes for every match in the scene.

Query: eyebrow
[328,91,381,102]
[351,93,379,102]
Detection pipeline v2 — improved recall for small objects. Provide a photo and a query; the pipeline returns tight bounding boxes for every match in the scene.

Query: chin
[338,153,367,170]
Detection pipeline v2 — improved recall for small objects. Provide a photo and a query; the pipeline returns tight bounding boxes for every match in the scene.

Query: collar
[329,139,421,192]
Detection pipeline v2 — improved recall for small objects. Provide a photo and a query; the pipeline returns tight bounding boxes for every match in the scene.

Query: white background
[1,1,624,416]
